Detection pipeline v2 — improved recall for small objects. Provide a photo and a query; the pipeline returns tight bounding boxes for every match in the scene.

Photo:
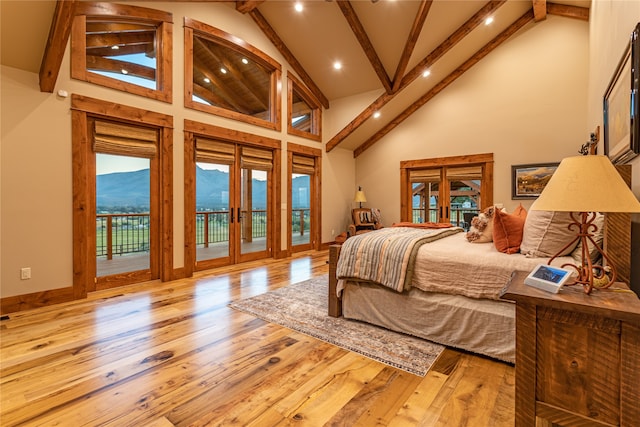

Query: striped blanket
[336,226,463,292]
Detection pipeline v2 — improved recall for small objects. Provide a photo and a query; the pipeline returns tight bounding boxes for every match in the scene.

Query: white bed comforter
[411,232,574,300]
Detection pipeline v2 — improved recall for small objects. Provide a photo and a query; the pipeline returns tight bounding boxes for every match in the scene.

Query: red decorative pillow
[493,204,527,254]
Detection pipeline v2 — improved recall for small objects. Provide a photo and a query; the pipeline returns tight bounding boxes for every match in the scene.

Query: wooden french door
[72,95,173,298]
[401,154,494,226]
[187,122,280,272]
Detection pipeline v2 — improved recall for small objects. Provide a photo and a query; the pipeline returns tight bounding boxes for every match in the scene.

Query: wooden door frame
[183,119,282,275]
[400,153,494,223]
[71,95,173,296]
[287,143,322,255]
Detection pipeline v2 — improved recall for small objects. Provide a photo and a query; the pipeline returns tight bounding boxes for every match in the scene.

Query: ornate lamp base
[547,212,616,294]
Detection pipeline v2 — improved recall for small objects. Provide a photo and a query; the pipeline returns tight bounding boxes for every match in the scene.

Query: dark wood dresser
[501,271,640,427]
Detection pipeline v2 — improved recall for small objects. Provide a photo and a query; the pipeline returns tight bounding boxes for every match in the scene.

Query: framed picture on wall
[603,22,640,165]
[511,163,559,200]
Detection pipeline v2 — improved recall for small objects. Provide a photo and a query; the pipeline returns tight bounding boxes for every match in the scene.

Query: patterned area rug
[229,275,445,376]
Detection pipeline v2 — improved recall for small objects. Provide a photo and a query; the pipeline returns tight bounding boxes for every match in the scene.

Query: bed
[328,201,633,364]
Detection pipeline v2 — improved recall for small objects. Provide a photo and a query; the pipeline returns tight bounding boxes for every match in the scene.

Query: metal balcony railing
[412,208,479,228]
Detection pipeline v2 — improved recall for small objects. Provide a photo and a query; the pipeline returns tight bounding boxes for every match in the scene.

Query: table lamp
[354,186,367,208]
[532,155,640,294]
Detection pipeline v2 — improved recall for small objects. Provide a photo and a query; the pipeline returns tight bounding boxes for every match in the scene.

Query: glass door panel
[410,168,441,223]
[291,173,311,247]
[240,168,268,256]
[96,154,150,277]
[447,166,482,228]
[196,162,231,263]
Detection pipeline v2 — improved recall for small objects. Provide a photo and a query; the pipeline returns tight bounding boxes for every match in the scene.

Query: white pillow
[520,202,579,258]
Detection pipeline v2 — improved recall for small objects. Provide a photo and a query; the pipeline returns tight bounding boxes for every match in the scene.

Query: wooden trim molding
[1,287,76,315]
[184,17,281,131]
[70,4,173,103]
[72,95,174,295]
[287,72,322,142]
[400,153,494,222]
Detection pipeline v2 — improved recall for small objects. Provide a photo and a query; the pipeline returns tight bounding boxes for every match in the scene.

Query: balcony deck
[97,234,311,276]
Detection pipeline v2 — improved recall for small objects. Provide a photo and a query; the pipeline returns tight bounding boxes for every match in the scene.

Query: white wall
[350,16,589,224]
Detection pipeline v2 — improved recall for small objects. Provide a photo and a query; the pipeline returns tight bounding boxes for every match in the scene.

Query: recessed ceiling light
[294,2,303,12]
[422,69,431,78]
[373,111,381,119]
[333,61,342,70]
[121,69,128,75]
[220,67,227,74]
[203,77,210,83]
[241,58,249,65]
[485,16,494,25]
[111,45,120,50]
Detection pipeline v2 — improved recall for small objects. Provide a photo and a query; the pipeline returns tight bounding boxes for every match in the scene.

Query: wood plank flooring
[0,250,514,426]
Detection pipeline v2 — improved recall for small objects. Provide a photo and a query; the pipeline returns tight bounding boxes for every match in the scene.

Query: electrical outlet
[331,229,335,235]
[20,267,31,280]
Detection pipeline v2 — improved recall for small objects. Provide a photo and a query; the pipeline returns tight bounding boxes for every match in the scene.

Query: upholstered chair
[348,208,383,236]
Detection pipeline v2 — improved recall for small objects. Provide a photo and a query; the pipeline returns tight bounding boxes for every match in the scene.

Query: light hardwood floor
[1,250,514,426]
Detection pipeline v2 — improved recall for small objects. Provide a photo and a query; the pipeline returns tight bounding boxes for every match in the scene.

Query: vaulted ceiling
[0,0,590,156]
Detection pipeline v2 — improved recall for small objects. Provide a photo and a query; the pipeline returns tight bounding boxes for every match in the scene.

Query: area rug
[229,275,445,376]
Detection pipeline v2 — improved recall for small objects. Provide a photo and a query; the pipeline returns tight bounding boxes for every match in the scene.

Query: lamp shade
[533,155,640,213]
[354,189,367,204]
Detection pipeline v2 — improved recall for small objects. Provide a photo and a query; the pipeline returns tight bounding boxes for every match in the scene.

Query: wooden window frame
[400,153,494,223]
[71,94,174,297]
[71,3,173,103]
[184,18,282,131]
[287,143,322,254]
[287,72,322,142]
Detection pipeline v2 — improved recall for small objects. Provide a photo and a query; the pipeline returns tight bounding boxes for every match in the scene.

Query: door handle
[230,208,234,224]
[439,206,443,219]
[446,206,449,218]
[237,207,242,220]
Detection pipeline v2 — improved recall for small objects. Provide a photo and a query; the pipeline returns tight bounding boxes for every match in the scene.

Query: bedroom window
[400,153,494,226]
[71,3,173,103]
[184,18,282,131]
[287,72,322,141]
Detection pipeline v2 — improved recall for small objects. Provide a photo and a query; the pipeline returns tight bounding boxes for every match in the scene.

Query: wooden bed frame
[328,165,634,319]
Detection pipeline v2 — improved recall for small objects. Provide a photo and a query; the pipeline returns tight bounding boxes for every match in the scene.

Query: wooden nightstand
[500,271,640,427]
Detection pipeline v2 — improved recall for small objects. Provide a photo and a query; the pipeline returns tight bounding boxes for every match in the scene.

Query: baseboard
[1,286,76,315]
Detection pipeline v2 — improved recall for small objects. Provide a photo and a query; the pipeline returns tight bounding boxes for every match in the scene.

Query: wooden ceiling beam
[247,9,330,109]
[399,0,506,90]
[353,9,535,158]
[547,3,589,21]
[326,0,506,152]
[39,0,77,92]
[336,1,392,94]
[86,55,156,80]
[391,0,433,93]
[532,0,547,22]
[85,32,155,49]
[236,1,266,14]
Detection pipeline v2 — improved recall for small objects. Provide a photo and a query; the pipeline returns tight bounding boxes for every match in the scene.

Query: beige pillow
[520,202,579,258]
